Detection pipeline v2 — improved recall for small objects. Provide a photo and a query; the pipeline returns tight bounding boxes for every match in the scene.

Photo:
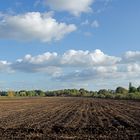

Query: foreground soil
[0,97,140,140]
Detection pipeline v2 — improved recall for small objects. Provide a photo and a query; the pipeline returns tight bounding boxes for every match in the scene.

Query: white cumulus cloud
[124,51,140,62]
[12,52,60,74]
[11,49,121,76]
[55,65,120,82]
[3,49,140,83]
[61,49,121,66]
[127,63,140,72]
[44,0,94,16]
[0,12,76,42]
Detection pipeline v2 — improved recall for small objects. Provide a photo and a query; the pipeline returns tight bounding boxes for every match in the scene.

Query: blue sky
[0,0,140,91]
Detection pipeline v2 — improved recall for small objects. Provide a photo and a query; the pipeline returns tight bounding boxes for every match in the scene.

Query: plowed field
[0,97,140,139]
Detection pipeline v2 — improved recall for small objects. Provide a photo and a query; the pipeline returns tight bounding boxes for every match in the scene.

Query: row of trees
[0,84,140,100]
[0,90,45,97]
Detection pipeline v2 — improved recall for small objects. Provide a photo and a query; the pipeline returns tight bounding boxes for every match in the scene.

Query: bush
[116,87,128,94]
[7,91,15,97]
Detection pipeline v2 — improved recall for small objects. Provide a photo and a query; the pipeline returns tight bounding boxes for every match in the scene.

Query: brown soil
[0,97,140,139]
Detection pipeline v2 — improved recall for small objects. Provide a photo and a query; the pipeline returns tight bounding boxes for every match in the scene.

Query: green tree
[129,86,137,93]
[115,87,128,94]
[98,89,108,95]
[26,90,36,96]
[137,86,140,92]
[35,90,45,96]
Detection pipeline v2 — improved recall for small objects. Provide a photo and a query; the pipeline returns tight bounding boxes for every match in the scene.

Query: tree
[115,87,128,94]
[0,91,7,96]
[39,91,45,96]
[129,86,137,93]
[98,89,108,95]
[34,90,45,96]
[137,86,140,92]
[19,91,26,96]
[129,82,132,91]
[79,88,87,96]
[7,91,15,97]
[26,90,36,96]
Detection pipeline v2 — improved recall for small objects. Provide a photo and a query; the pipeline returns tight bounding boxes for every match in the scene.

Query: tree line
[0,84,140,100]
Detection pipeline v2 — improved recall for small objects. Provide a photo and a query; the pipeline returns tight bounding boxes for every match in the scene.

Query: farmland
[0,97,140,139]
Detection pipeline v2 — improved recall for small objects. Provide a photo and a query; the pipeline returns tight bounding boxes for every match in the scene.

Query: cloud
[44,0,94,16]
[0,60,11,72]
[21,52,58,65]
[11,49,121,74]
[12,52,61,75]
[0,12,76,42]
[1,50,139,85]
[61,49,121,66]
[124,51,140,62]
[127,63,140,72]
[95,0,112,14]
[56,63,140,82]
[56,66,118,82]
[81,19,99,28]
[121,51,140,76]
[91,20,99,28]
